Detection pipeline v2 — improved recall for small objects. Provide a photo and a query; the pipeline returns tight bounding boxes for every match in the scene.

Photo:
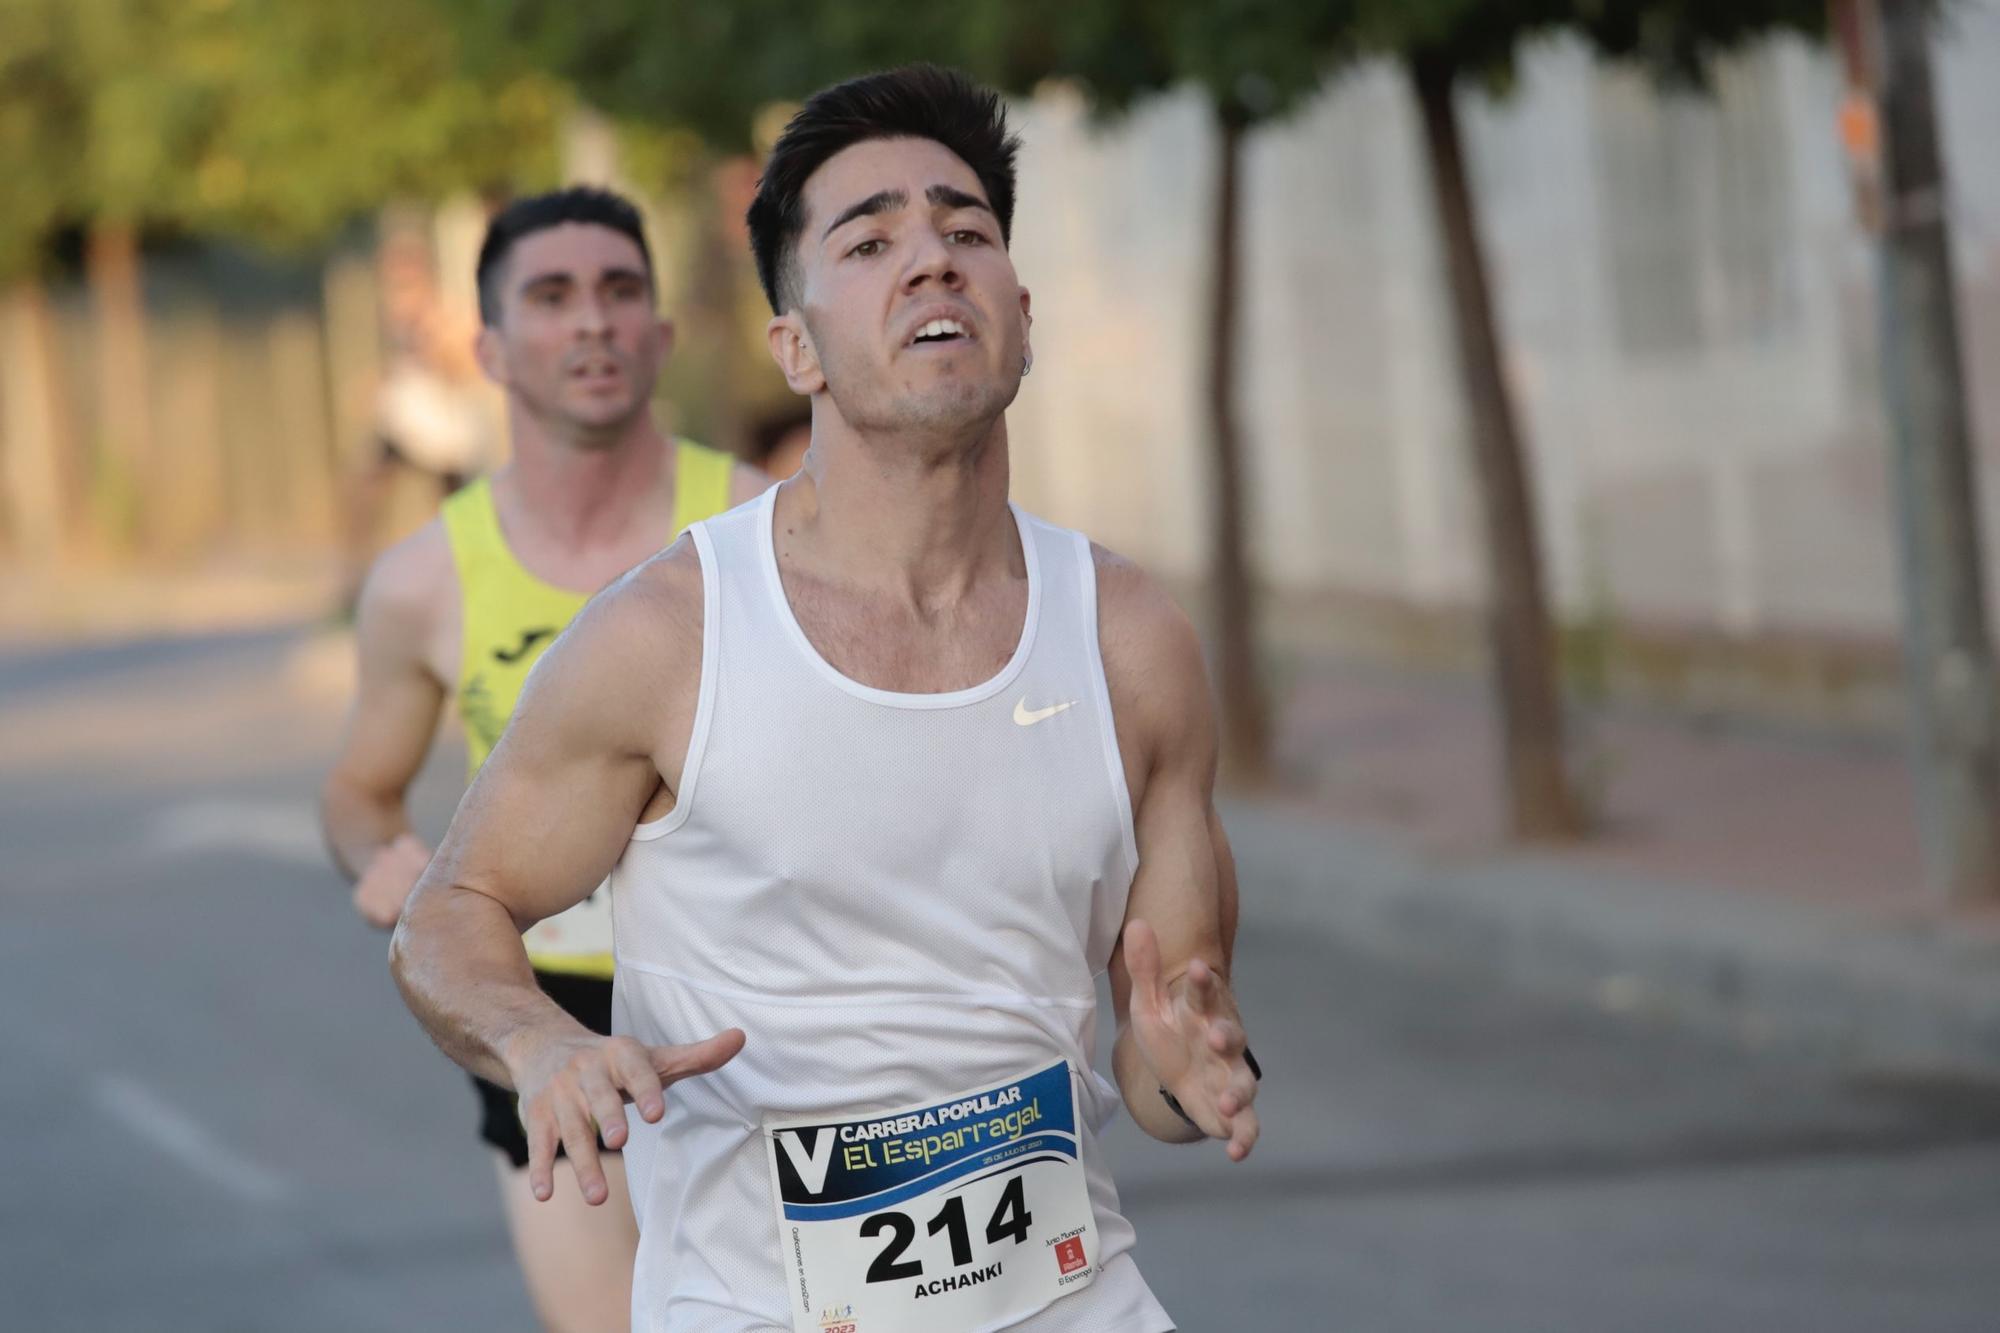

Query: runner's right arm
[390,543,743,1206]
[319,525,452,924]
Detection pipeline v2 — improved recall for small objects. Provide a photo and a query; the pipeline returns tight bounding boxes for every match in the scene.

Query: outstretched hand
[512,1027,746,1204]
[1123,918,1260,1161]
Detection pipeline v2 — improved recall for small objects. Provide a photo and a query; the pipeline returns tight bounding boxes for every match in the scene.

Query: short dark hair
[746,65,1020,314]
[475,186,654,327]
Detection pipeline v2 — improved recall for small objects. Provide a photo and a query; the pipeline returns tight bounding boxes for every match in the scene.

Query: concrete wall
[1002,11,2000,646]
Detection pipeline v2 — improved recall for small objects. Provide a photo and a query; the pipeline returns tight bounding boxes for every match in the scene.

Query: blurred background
[4,0,2000,1328]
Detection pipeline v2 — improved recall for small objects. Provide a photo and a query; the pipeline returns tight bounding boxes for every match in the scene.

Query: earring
[1021,351,1033,377]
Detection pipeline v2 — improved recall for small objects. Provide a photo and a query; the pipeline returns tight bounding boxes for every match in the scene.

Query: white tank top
[610,487,1173,1332]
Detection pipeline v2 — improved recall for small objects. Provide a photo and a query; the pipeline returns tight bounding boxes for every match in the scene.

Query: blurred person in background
[745,405,812,480]
[319,186,769,1333]
[388,67,1254,1332]
[339,227,499,607]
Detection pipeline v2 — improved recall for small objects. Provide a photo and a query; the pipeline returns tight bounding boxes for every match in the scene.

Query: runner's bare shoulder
[354,519,456,680]
[1089,543,1212,778]
[579,533,705,676]
[511,535,707,775]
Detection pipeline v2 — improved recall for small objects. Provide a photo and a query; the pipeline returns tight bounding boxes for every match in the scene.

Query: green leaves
[1350,0,1825,88]
[0,0,84,277]
[0,0,566,270]
[435,0,1353,144]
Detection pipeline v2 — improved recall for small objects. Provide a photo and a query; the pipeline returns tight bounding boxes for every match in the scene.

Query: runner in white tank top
[391,66,1260,1333]
[607,491,1168,1329]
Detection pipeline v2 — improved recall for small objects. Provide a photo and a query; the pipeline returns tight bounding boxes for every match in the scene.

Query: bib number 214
[766,1061,1101,1333]
[861,1174,1033,1282]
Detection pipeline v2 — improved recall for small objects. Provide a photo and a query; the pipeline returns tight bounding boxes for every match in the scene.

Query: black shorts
[472,969,614,1170]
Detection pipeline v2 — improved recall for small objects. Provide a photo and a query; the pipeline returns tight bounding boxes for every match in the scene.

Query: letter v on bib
[776,1127,835,1195]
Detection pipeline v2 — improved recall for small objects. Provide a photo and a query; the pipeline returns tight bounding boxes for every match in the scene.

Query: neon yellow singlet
[439,439,734,978]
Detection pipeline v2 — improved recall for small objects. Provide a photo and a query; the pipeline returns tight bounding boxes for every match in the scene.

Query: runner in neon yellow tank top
[320,188,770,1333]
[443,440,731,979]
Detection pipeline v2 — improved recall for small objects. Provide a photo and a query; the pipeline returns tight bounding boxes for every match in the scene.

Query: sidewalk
[1239,660,2000,1074]
[0,559,340,648]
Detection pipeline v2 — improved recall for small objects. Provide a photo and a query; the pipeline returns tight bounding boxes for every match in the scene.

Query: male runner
[391,68,1256,1332]
[321,186,768,1333]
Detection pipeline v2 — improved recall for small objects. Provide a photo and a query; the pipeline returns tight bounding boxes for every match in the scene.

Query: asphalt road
[3,629,1997,1331]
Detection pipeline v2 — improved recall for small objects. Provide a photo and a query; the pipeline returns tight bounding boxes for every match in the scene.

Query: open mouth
[908,318,971,347]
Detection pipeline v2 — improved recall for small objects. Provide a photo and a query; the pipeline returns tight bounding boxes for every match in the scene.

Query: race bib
[765,1062,1100,1333]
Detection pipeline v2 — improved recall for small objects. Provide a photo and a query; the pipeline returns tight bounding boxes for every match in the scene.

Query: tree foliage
[1350,0,1825,86]
[0,0,569,276]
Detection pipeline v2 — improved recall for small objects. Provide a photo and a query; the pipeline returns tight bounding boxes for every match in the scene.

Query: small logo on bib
[1054,1235,1088,1276]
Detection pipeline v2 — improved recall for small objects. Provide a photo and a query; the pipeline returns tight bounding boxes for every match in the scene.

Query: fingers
[607,1039,667,1124]
[553,1094,609,1206]
[1154,1007,1258,1160]
[1225,1103,1260,1162]
[353,838,429,930]
[1212,1018,1259,1160]
[351,883,398,929]
[521,1036,667,1206]
[651,1028,746,1085]
[525,1103,560,1203]
[578,1065,630,1151]
[1184,957,1222,1017]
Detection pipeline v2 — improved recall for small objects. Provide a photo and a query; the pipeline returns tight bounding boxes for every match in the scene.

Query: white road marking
[145,798,327,866]
[90,1073,293,1206]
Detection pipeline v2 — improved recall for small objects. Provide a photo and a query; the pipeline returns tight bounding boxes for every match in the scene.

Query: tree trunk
[0,277,78,563]
[1408,50,1583,839]
[1207,108,1271,787]
[86,221,156,553]
[686,155,749,459]
[1870,0,2000,902]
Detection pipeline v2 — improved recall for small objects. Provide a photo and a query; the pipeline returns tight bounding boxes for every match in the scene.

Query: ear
[765,312,826,395]
[474,324,509,387]
[1018,286,1033,372]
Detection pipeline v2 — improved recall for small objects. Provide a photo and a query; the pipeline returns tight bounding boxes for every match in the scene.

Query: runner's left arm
[390,550,719,1086]
[1098,554,1259,1159]
[390,550,742,1205]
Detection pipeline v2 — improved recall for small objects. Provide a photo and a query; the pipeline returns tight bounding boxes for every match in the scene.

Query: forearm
[320,778,410,881]
[1113,1025,1204,1144]
[388,883,585,1087]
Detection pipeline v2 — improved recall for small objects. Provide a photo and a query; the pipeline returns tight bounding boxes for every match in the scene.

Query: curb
[1222,798,2000,1075]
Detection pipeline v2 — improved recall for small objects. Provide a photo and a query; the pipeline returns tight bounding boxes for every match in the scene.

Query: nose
[573,291,612,338]
[901,229,964,294]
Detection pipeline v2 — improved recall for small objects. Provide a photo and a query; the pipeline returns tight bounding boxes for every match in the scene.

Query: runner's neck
[496,423,674,551]
[786,416,1015,608]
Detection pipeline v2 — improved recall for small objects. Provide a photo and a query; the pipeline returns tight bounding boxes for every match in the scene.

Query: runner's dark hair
[746,65,1019,314]
[475,187,654,327]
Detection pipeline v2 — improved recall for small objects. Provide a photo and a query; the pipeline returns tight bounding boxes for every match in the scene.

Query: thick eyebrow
[927,184,993,218]
[517,270,575,296]
[822,189,908,241]
[519,265,649,291]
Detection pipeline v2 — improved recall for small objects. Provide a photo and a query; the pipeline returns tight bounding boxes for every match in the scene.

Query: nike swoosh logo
[492,627,557,664]
[1013,698,1078,726]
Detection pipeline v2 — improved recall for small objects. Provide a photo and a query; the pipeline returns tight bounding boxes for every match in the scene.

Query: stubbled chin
[882,376,1017,432]
[561,392,644,428]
